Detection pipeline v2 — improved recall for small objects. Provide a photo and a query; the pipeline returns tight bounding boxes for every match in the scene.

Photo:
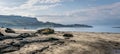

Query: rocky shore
[0,28,120,54]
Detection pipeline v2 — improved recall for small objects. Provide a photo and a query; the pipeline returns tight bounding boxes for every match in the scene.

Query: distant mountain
[0,15,92,28]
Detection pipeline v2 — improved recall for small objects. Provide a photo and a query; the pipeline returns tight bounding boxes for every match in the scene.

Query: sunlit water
[53,26,120,33]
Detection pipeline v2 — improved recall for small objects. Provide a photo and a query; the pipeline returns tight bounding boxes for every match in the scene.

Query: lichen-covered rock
[36,28,54,34]
[5,28,15,33]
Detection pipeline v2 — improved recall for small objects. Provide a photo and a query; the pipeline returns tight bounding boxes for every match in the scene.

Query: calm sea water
[53,27,120,33]
[6,26,120,33]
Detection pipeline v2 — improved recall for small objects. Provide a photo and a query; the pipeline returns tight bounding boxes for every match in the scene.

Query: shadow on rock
[0,33,37,41]
[5,28,15,33]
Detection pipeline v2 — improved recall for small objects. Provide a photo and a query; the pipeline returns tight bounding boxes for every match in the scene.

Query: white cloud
[20,0,60,7]
[0,0,120,25]
[37,2,120,24]
[0,0,63,16]
[0,0,75,16]
[39,0,61,3]
[67,2,120,17]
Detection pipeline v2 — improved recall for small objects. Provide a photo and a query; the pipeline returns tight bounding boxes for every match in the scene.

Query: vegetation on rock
[36,28,54,34]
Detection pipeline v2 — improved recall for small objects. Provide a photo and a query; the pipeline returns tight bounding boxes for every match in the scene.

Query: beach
[0,28,120,54]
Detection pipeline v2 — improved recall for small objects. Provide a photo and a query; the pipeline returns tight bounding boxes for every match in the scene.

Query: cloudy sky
[0,0,120,26]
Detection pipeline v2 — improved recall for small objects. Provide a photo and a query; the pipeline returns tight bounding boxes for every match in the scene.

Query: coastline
[0,28,120,54]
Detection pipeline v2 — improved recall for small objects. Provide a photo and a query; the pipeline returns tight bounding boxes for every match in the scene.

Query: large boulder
[36,28,54,34]
[63,33,73,39]
[5,28,15,33]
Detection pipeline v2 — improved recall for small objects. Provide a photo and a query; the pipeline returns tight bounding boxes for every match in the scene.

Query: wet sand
[0,28,120,54]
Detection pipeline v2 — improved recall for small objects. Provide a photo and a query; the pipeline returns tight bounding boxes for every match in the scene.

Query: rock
[17,33,37,40]
[16,38,23,40]
[5,28,15,33]
[29,46,49,54]
[52,41,65,45]
[0,32,4,36]
[18,33,31,38]
[63,34,73,39]
[47,37,59,41]
[0,32,4,40]
[1,46,20,53]
[36,28,54,34]
[31,33,38,36]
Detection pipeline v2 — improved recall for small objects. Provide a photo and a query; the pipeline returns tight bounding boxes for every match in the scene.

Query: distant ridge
[0,15,92,28]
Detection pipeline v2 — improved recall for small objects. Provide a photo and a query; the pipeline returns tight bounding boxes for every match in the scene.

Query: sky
[0,0,120,26]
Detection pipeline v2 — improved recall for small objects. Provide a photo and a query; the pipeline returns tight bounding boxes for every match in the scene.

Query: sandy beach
[0,28,120,54]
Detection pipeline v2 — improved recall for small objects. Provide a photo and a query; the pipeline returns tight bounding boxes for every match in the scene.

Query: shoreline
[1,27,120,34]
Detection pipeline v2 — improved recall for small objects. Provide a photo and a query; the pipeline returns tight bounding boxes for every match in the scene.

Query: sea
[5,25,120,33]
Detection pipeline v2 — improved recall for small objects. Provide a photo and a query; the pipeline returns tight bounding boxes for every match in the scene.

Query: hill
[0,15,92,28]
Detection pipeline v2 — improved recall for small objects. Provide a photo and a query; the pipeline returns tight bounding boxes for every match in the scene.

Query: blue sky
[0,0,120,26]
